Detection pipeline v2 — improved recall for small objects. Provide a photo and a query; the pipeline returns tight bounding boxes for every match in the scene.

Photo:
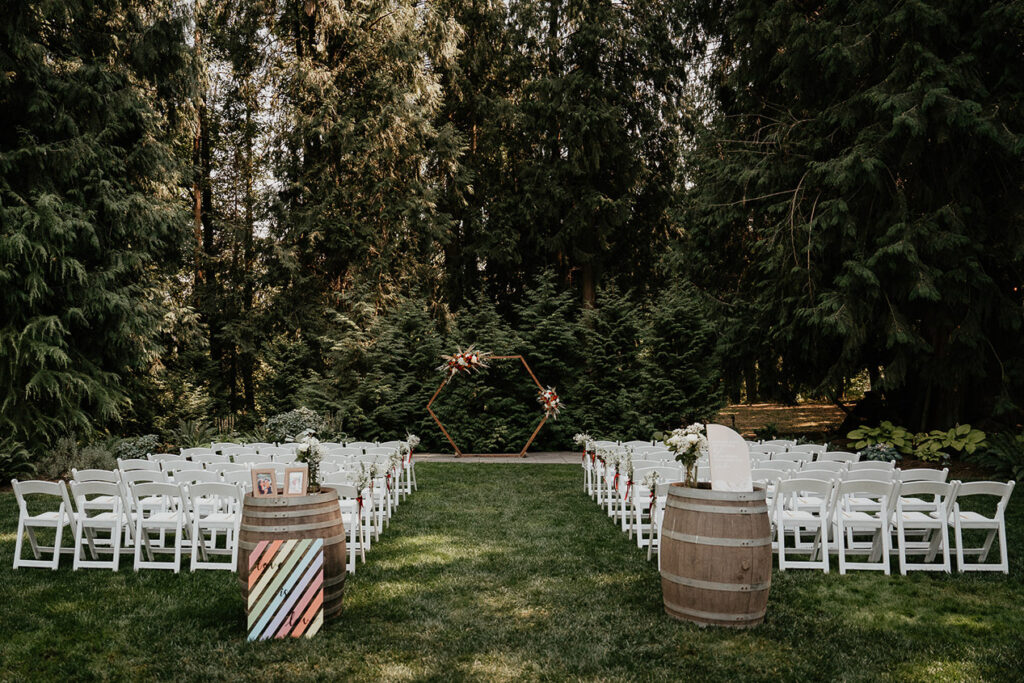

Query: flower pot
[660,483,772,628]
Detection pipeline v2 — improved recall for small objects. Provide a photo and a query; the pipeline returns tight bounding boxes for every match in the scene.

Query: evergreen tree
[0,0,193,446]
[686,0,1024,429]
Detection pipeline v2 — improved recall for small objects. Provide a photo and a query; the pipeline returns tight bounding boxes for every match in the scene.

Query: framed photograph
[251,468,278,498]
[283,467,308,497]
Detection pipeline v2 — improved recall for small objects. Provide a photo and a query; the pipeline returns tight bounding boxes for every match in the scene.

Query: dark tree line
[2,0,1021,454]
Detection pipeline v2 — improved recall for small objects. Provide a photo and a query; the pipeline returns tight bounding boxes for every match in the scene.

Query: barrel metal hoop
[244,488,338,507]
[240,519,341,534]
[244,508,338,520]
[666,499,768,515]
[661,569,771,593]
[665,602,767,622]
[239,531,348,552]
[663,529,772,547]
[667,484,766,502]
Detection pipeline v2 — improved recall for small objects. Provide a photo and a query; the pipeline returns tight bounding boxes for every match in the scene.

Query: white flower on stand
[662,422,708,487]
[573,433,595,451]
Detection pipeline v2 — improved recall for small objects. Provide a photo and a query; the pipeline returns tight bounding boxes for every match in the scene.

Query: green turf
[1,463,1022,681]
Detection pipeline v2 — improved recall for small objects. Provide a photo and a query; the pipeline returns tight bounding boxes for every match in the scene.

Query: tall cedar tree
[0,1,192,446]
[686,0,1024,429]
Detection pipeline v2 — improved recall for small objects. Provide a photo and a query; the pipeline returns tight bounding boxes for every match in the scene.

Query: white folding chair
[131,482,189,572]
[180,447,215,459]
[148,453,183,464]
[816,451,861,463]
[949,480,1015,573]
[832,479,897,574]
[172,470,223,485]
[70,481,123,571]
[117,458,161,472]
[327,482,368,573]
[758,460,800,474]
[899,467,949,483]
[775,478,834,572]
[788,444,827,457]
[848,460,895,472]
[222,469,253,493]
[895,480,958,574]
[222,446,257,460]
[186,482,242,571]
[774,451,813,463]
[208,462,249,474]
[231,453,264,466]
[193,453,229,466]
[762,439,797,449]
[272,452,298,464]
[647,481,674,565]
[801,461,846,473]
[166,462,204,477]
[210,442,239,454]
[12,480,74,570]
[245,442,276,452]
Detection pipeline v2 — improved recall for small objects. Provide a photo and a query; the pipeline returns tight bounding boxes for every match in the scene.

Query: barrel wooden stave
[660,484,772,628]
[237,488,347,620]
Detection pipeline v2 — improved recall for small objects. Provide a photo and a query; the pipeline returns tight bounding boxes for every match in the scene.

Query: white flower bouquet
[295,429,323,492]
[663,422,709,487]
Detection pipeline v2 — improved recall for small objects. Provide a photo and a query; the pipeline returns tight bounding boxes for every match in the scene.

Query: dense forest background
[2,0,1022,456]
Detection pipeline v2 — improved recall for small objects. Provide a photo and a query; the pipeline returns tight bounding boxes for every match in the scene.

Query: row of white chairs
[580,442,1015,575]
[12,477,244,573]
[766,476,1015,575]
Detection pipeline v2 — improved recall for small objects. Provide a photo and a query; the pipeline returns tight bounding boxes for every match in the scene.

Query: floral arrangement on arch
[663,423,709,488]
[294,429,323,492]
[437,345,492,383]
[537,386,562,419]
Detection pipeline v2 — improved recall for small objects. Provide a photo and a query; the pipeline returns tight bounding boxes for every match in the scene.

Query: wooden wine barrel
[237,488,347,621]
[660,483,772,628]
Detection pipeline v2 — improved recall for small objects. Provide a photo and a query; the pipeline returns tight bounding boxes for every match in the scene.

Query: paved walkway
[414,450,579,463]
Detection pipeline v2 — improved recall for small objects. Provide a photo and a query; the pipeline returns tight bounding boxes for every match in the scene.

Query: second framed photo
[283,467,308,497]
[251,468,278,497]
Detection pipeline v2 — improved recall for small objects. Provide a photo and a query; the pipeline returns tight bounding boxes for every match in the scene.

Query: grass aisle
[2,463,1023,681]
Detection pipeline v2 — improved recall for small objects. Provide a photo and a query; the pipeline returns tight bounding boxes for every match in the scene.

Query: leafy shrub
[858,443,901,463]
[166,420,218,449]
[848,421,913,451]
[37,438,116,479]
[0,438,35,482]
[969,433,1024,481]
[265,408,329,443]
[113,435,162,461]
[848,422,987,462]
[754,423,781,441]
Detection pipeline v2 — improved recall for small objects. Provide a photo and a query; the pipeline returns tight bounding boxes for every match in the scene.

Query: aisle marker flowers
[295,429,323,492]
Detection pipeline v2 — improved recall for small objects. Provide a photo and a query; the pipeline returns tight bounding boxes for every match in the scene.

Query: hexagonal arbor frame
[426,355,549,457]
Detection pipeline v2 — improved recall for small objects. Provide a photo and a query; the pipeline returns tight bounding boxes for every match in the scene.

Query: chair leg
[51,523,64,570]
[954,519,965,572]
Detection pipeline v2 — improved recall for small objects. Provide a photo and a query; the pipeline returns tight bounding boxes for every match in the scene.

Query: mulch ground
[714,402,850,438]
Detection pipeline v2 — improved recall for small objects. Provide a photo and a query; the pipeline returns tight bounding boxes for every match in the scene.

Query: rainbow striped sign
[247,539,324,640]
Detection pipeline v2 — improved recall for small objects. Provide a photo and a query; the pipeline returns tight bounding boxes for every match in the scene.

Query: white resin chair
[222,469,253,493]
[231,453,264,466]
[272,452,298,464]
[758,460,800,473]
[816,451,861,463]
[148,453,183,464]
[208,462,249,474]
[222,446,257,459]
[245,442,276,452]
[132,482,189,572]
[12,480,74,570]
[165,461,204,477]
[70,481,123,571]
[949,480,1015,573]
[775,478,834,572]
[186,482,243,571]
[117,458,161,472]
[172,470,223,485]
[325,481,368,572]
[180,447,215,459]
[193,453,229,466]
[832,479,898,574]
[773,451,813,464]
[762,439,797,449]
[788,444,827,457]
[801,461,846,473]
[895,480,958,574]
[210,442,239,453]
[848,460,895,472]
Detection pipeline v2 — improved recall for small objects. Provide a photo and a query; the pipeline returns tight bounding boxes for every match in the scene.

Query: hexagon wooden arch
[426,355,549,457]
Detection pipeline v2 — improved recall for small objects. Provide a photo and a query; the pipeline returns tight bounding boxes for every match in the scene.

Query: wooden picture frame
[283,467,308,497]
[251,468,278,497]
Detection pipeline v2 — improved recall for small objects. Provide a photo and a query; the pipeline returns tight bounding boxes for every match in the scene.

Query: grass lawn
[2,463,1023,681]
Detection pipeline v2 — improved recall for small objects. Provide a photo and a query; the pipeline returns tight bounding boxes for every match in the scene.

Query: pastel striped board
[247,539,324,640]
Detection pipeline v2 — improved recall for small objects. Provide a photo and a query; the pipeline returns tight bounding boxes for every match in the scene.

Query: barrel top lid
[244,487,339,507]
[668,482,766,502]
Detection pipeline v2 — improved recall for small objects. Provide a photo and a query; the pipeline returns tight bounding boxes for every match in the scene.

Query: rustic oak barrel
[237,488,347,621]
[660,483,772,628]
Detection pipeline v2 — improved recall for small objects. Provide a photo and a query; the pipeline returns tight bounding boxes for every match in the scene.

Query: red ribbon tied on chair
[613,470,619,491]
[625,479,633,501]
[385,472,391,492]
[356,495,363,511]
